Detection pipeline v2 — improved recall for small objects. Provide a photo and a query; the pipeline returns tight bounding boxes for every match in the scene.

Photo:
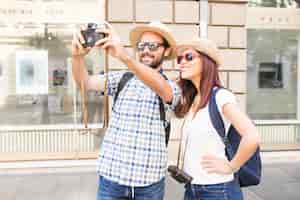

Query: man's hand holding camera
[71,25,91,58]
[72,22,108,57]
[94,22,129,62]
[71,22,128,61]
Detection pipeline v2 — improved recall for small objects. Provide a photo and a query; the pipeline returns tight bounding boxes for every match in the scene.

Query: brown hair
[174,52,223,118]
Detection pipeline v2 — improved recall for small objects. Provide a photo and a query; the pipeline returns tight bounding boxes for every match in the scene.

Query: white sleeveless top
[182,89,236,185]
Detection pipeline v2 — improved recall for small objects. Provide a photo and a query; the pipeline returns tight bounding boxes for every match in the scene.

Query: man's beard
[139,53,164,69]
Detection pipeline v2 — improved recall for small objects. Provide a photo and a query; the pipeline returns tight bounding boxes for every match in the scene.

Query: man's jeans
[97,176,165,200]
[184,180,243,200]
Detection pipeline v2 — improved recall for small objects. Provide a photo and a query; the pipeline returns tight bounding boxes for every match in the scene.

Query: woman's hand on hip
[201,154,233,175]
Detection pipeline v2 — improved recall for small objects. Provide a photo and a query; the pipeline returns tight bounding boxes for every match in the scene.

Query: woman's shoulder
[215,87,235,98]
[215,87,236,108]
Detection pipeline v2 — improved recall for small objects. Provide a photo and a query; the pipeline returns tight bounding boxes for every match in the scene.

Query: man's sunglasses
[177,52,201,64]
[136,42,164,52]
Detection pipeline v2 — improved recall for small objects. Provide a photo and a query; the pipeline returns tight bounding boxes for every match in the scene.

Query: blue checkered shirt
[97,71,181,187]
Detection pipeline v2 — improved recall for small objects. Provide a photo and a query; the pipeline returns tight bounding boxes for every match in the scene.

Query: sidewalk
[1,151,300,200]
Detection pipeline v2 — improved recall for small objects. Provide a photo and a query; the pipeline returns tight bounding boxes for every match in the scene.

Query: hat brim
[176,42,222,66]
[129,25,177,60]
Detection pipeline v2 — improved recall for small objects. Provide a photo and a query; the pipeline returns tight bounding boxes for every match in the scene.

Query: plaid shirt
[97,71,181,187]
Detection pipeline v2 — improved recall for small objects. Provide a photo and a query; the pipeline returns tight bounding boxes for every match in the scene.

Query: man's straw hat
[176,37,222,66]
[129,21,177,60]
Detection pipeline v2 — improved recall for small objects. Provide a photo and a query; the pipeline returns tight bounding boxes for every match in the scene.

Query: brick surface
[175,1,199,23]
[229,71,246,93]
[136,0,173,23]
[229,27,247,48]
[219,71,228,87]
[208,26,228,48]
[210,3,246,26]
[168,24,199,42]
[108,0,133,22]
[162,60,175,70]
[220,49,247,70]
[111,23,135,46]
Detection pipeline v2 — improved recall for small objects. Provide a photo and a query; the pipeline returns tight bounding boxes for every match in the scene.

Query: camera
[81,23,107,48]
[168,165,193,184]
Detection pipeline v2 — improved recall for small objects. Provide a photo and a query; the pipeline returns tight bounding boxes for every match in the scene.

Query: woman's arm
[221,103,261,172]
[201,102,260,174]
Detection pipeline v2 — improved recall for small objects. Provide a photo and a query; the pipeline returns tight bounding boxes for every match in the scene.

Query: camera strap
[177,117,189,170]
[80,60,87,129]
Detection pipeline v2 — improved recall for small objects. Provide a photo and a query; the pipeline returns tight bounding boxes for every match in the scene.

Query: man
[71,21,181,200]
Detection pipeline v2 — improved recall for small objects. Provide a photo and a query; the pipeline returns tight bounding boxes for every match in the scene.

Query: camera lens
[87,23,97,30]
[86,36,93,43]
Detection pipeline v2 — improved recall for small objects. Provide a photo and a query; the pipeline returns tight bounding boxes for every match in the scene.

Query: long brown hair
[174,52,223,118]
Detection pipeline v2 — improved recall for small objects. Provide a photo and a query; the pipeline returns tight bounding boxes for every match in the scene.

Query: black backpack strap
[208,87,227,144]
[158,73,168,122]
[208,87,236,159]
[113,72,134,108]
[158,73,170,146]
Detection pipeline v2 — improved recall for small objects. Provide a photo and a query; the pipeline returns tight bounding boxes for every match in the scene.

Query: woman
[172,38,260,200]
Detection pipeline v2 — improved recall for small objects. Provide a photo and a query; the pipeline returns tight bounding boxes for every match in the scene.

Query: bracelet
[227,162,239,173]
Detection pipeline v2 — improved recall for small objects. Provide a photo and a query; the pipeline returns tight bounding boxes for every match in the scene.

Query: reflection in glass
[247,30,298,120]
[259,62,283,88]
[249,0,300,8]
[0,23,105,126]
[248,0,300,8]
[53,69,67,86]
[16,50,49,95]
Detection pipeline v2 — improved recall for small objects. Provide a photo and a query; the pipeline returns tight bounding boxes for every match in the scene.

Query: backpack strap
[209,87,237,160]
[158,73,168,125]
[158,73,170,145]
[208,87,228,145]
[113,72,134,109]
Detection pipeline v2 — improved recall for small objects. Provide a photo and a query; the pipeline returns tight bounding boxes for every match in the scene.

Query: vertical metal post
[199,0,209,38]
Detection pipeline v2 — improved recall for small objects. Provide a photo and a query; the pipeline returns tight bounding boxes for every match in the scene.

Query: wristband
[227,162,239,173]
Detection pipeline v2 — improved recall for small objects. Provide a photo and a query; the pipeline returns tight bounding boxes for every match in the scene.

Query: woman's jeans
[97,176,165,200]
[184,180,243,200]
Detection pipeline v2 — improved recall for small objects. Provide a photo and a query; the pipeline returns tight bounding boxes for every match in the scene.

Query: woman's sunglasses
[136,42,164,52]
[177,52,201,64]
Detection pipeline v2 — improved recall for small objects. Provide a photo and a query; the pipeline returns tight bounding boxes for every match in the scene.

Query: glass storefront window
[249,0,300,8]
[247,30,299,120]
[0,23,106,126]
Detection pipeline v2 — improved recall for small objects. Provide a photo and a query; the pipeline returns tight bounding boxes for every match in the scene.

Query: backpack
[208,87,262,187]
[113,72,170,146]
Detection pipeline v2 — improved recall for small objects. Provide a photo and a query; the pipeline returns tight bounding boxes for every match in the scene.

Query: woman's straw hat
[129,21,177,60]
[176,37,222,66]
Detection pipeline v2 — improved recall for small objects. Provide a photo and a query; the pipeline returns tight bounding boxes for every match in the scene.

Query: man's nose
[142,45,151,53]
